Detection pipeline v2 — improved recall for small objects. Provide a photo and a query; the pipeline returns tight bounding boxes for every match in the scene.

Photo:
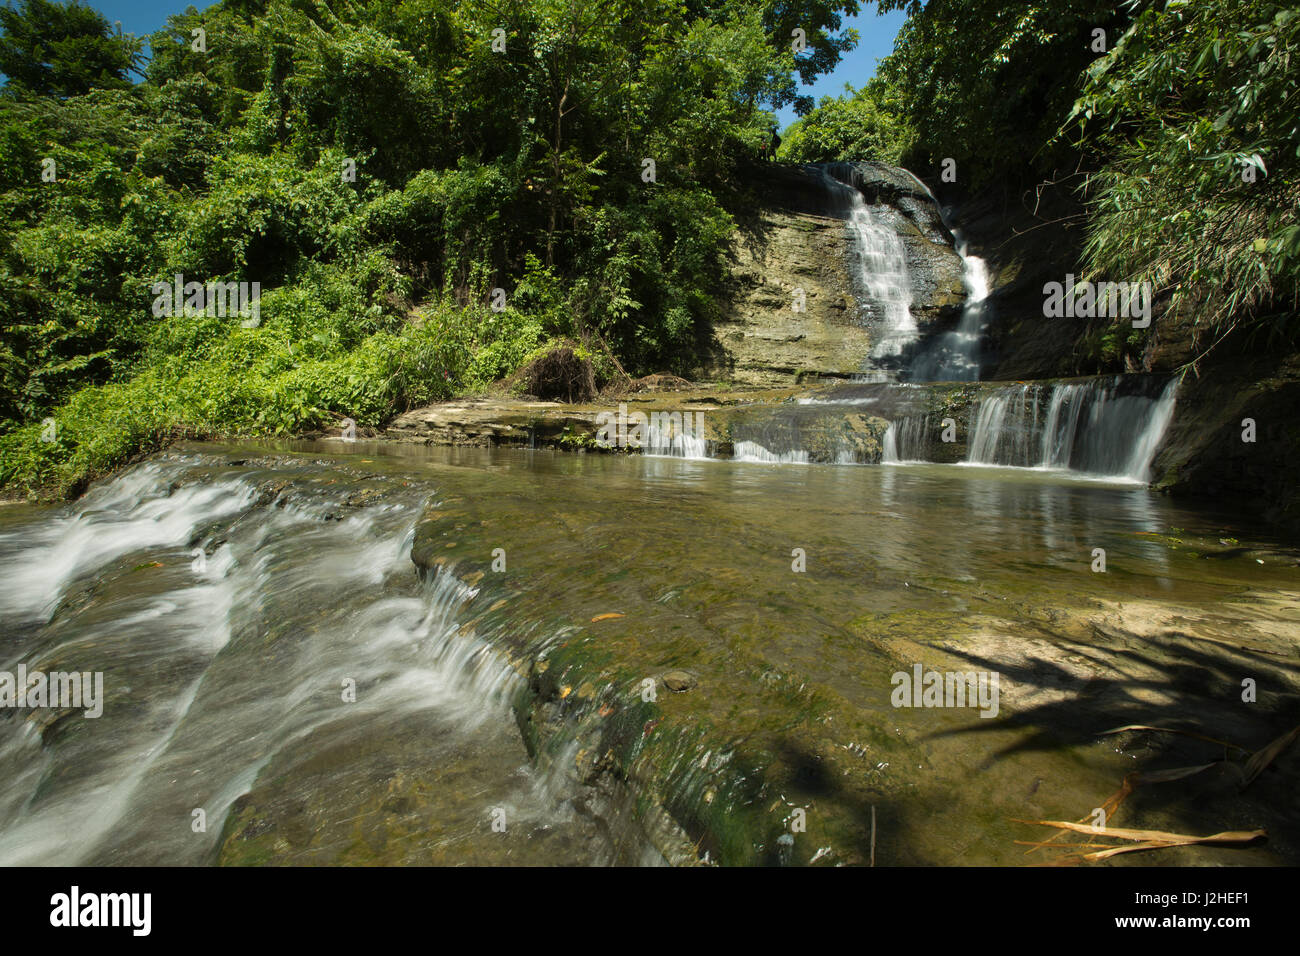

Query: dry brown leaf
[1075,830,1265,862]
[1240,724,1300,790]
[1100,724,1246,752]
[1015,818,1265,846]
[1025,772,1137,857]
[1132,762,1221,785]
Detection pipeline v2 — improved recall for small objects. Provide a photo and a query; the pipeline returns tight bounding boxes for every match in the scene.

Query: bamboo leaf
[1240,724,1300,789]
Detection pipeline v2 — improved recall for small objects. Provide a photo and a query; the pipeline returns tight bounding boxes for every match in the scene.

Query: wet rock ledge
[383,381,1011,464]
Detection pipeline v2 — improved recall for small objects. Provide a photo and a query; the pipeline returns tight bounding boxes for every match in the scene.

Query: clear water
[1,441,1295,866]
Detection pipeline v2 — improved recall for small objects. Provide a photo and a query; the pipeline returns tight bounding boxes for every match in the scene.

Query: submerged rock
[663,671,698,693]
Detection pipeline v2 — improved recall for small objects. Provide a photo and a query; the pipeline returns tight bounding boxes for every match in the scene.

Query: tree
[873,0,1131,186]
[778,78,908,163]
[1068,0,1300,342]
[0,0,141,97]
[0,0,864,496]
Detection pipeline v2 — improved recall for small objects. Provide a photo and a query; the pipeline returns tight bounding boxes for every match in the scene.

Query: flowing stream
[0,453,656,865]
[1,441,1296,865]
[0,165,1292,866]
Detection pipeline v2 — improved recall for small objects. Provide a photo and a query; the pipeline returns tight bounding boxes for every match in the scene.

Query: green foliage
[571,184,734,371]
[1068,0,1300,338]
[0,0,141,97]
[872,0,1298,344]
[874,0,1131,185]
[778,78,909,163]
[753,0,862,96]
[2,0,863,498]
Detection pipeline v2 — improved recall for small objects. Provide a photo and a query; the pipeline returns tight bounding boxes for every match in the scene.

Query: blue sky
[776,7,907,130]
[76,1,906,130]
[92,0,202,40]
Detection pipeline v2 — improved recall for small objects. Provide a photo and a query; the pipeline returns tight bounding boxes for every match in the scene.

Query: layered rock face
[1151,348,1300,529]
[384,161,1298,530]
[705,196,867,385]
[702,163,965,385]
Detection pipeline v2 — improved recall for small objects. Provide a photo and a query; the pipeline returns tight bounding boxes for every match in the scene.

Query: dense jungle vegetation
[1,0,1296,497]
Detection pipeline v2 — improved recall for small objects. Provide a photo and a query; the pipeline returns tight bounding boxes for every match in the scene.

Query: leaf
[1014,818,1261,843]
[1014,817,1266,860]
[1071,832,1263,862]
[1099,724,1247,752]
[1240,724,1300,789]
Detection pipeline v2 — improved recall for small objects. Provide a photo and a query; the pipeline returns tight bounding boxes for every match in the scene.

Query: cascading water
[965,377,1179,481]
[1,438,1291,868]
[732,441,811,464]
[966,384,1043,466]
[819,166,918,362]
[0,454,644,865]
[905,228,991,382]
[882,415,933,464]
[643,420,710,460]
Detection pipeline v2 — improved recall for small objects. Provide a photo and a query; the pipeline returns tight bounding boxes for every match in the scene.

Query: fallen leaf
[1100,724,1247,752]
[1240,724,1300,790]
[1015,818,1265,847]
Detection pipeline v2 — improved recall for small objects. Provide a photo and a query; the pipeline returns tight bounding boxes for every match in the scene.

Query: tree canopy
[0,0,140,96]
[1,0,1296,498]
[0,0,859,495]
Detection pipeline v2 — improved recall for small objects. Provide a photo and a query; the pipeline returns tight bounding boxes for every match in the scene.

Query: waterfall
[967,384,1042,467]
[732,441,811,464]
[906,229,991,382]
[965,377,1178,481]
[0,455,604,865]
[882,415,932,464]
[1121,382,1179,481]
[644,421,710,460]
[819,166,918,361]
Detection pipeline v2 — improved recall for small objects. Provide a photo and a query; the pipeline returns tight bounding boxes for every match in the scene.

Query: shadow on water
[1,440,1296,865]
[913,624,1300,864]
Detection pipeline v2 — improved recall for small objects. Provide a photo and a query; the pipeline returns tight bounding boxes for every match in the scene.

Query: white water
[0,458,588,865]
[820,168,918,359]
[882,415,933,464]
[0,466,256,624]
[966,378,1179,481]
[882,425,898,463]
[732,441,811,464]
[882,378,1179,480]
[906,228,991,382]
[644,421,710,460]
